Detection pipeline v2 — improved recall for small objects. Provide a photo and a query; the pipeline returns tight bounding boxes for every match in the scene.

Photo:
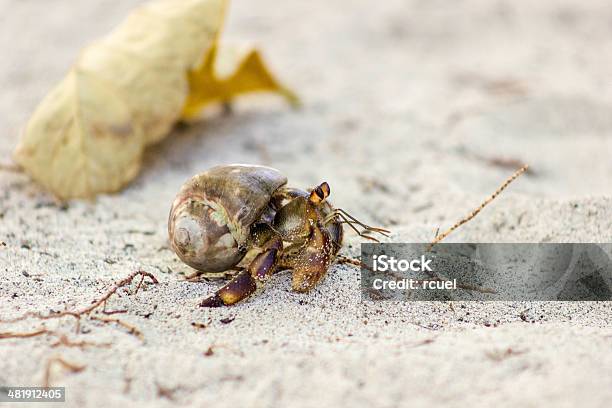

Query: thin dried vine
[427,165,528,250]
[0,328,49,339]
[90,316,144,341]
[335,166,528,296]
[0,270,158,327]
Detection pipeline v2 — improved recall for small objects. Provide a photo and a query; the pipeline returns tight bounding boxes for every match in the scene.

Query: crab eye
[319,182,330,198]
[310,182,330,204]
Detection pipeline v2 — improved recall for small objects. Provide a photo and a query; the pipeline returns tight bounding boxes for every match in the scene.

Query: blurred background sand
[0,0,611,407]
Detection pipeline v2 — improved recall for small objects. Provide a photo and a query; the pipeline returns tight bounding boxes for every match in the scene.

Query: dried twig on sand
[0,328,112,349]
[50,333,112,349]
[337,165,527,261]
[101,309,128,315]
[336,166,528,296]
[90,316,144,341]
[0,328,48,339]
[427,165,528,250]
[0,271,158,331]
[42,356,86,387]
[421,165,528,293]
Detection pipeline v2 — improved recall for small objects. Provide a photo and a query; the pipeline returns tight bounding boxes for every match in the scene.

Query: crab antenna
[326,208,390,242]
[336,208,390,235]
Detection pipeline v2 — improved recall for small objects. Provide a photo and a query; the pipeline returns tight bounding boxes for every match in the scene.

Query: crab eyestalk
[309,182,330,204]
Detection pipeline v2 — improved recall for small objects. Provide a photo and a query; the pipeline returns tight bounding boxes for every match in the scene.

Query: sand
[0,0,611,407]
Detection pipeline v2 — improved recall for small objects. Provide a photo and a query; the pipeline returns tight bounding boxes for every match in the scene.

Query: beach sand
[0,0,611,406]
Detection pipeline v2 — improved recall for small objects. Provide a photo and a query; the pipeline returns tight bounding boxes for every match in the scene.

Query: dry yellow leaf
[13,0,296,200]
[182,44,299,119]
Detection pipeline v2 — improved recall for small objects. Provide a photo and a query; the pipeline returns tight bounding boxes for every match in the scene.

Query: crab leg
[290,225,335,292]
[200,235,282,307]
[199,269,257,307]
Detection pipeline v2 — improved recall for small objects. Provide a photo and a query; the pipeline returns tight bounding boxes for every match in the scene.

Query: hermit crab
[168,164,389,307]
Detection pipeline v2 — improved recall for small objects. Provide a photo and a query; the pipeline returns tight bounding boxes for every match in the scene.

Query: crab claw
[291,226,334,292]
[200,269,257,307]
[200,238,282,307]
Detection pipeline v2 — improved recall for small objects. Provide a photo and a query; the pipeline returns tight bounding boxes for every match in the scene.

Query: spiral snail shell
[168,164,286,272]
